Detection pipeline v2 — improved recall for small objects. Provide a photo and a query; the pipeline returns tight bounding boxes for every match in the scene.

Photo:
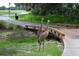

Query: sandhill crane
[37,18,50,51]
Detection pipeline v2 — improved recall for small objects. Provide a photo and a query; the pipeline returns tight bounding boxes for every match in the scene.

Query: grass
[0,10,28,15]
[0,31,64,56]
[12,13,79,24]
[12,14,65,24]
[18,14,44,24]
[0,10,15,15]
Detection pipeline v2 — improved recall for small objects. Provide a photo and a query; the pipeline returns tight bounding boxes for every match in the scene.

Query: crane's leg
[38,40,41,51]
[42,40,44,50]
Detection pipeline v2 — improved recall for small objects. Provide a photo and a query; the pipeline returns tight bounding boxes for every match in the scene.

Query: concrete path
[62,29,79,56]
[0,14,34,27]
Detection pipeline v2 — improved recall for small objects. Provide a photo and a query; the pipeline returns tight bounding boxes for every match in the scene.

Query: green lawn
[0,10,28,15]
[0,31,63,56]
[12,13,65,24]
[0,10,14,15]
[13,13,79,24]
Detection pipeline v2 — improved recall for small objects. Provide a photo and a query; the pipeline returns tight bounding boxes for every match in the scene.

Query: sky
[0,0,79,8]
[0,3,15,8]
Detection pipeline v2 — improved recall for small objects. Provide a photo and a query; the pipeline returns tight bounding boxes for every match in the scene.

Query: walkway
[62,29,79,56]
[0,14,34,27]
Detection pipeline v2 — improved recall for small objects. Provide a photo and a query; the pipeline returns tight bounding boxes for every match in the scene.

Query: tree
[0,6,6,10]
[15,3,79,22]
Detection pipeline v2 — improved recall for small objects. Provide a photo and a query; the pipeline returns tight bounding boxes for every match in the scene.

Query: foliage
[0,20,23,30]
[14,3,79,24]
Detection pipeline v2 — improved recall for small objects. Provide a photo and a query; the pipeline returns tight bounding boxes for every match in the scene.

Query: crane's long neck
[40,19,43,31]
[40,23,43,31]
[38,19,43,34]
[47,21,49,30]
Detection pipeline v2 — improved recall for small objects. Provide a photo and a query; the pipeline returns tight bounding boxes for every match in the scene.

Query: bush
[0,21,7,29]
[0,20,23,30]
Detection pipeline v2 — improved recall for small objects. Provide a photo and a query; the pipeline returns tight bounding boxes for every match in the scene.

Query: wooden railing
[25,25,65,40]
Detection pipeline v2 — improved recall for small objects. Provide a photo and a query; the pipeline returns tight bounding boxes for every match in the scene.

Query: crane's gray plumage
[37,19,50,51]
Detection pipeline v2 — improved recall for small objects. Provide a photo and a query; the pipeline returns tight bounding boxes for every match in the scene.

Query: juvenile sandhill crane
[37,18,50,51]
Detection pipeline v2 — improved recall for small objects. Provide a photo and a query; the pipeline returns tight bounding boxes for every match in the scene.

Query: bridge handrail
[48,27,65,36]
[25,25,65,39]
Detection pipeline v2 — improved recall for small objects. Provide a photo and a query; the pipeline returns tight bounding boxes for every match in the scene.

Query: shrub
[0,20,23,30]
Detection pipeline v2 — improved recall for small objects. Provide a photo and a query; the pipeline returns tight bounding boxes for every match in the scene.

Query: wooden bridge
[24,25,65,41]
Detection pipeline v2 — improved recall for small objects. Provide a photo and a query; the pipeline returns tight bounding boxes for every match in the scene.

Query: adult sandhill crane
[37,18,50,51]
